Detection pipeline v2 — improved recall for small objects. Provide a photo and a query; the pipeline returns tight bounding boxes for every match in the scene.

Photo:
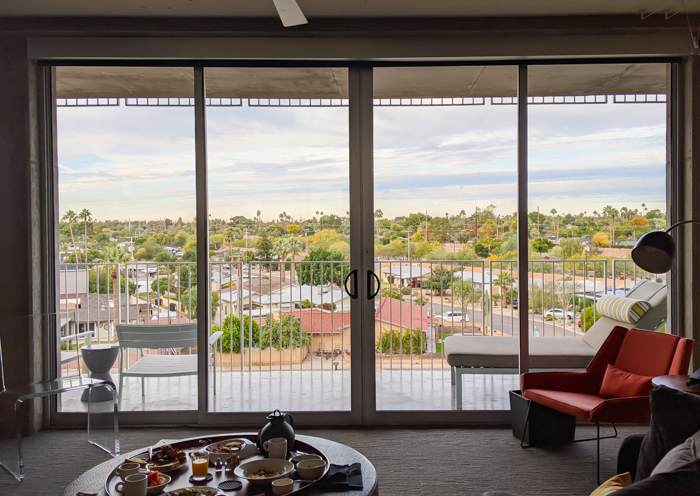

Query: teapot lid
[267,409,285,419]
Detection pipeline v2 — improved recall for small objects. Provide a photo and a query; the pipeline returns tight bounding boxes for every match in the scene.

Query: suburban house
[284,308,352,355]
[374,296,439,352]
[380,264,432,287]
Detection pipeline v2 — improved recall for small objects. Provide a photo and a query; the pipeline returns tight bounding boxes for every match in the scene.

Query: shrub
[376,327,423,355]
[214,315,261,353]
[580,306,602,333]
[400,287,411,295]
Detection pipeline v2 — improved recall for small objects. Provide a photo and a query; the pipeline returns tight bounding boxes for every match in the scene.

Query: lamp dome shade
[631,230,676,273]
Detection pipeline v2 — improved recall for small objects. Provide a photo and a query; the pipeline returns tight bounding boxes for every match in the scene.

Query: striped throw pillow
[596,295,651,324]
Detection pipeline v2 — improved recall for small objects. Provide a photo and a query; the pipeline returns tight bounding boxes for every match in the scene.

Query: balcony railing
[57,258,662,378]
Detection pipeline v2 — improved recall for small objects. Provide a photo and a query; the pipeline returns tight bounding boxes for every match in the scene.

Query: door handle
[367,270,381,300]
[344,269,358,299]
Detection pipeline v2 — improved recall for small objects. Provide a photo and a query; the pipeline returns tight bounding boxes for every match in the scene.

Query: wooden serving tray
[104,433,329,496]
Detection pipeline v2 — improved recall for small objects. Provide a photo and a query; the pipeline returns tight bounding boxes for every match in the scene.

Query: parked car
[545,308,575,320]
[512,299,518,309]
[410,281,422,288]
[440,311,469,323]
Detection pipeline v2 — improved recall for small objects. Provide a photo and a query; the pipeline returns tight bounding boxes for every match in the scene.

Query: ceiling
[2,0,700,18]
[55,64,667,99]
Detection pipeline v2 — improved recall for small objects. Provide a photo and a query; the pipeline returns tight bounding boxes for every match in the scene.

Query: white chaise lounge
[444,280,668,409]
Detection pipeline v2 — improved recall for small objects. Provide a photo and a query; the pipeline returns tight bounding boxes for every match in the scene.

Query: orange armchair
[521,326,693,481]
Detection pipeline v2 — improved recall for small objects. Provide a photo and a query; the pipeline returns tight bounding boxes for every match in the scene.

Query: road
[425,301,583,338]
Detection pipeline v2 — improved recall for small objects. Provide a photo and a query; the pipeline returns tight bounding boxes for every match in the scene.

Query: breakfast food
[146,470,168,487]
[247,468,282,479]
[206,440,245,454]
[148,445,186,466]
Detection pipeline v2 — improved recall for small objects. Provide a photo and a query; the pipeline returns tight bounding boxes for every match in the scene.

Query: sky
[57,83,667,223]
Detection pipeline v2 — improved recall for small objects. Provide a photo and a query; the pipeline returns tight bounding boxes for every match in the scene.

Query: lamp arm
[665,220,700,233]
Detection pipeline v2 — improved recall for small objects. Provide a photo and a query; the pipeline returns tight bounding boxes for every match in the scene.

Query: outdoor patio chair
[444,280,667,409]
[116,323,223,405]
[59,329,94,376]
[0,316,119,481]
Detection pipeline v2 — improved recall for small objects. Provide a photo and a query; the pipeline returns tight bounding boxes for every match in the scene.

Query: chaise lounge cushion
[445,336,595,369]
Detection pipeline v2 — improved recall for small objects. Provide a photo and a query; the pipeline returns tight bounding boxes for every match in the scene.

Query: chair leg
[597,423,601,485]
[520,400,533,449]
[87,385,120,456]
[451,366,455,386]
[455,368,463,410]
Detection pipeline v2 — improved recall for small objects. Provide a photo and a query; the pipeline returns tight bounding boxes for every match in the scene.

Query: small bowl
[272,477,294,495]
[234,458,294,485]
[296,459,327,480]
[146,473,171,495]
[290,454,322,465]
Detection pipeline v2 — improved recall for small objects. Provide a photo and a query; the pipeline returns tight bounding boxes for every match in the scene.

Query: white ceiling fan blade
[272,0,308,27]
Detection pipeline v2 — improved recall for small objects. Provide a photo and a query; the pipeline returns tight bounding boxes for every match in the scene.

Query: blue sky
[57,98,666,222]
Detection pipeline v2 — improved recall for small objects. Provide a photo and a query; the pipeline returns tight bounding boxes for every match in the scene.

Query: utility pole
[407,230,412,260]
[475,206,479,239]
[537,206,540,236]
[424,210,428,241]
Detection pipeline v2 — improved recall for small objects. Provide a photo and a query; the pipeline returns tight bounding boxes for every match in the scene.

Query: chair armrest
[520,371,599,395]
[60,330,95,343]
[209,331,224,348]
[617,433,645,480]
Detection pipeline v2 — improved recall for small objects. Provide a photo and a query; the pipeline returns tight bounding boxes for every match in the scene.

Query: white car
[440,311,469,323]
[544,308,574,320]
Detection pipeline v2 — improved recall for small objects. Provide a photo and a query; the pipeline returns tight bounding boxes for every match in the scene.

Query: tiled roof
[374,297,435,330]
[283,309,350,334]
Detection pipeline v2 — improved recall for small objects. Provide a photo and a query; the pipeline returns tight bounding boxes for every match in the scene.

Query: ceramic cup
[272,477,294,495]
[115,462,141,481]
[115,473,148,496]
[263,437,287,459]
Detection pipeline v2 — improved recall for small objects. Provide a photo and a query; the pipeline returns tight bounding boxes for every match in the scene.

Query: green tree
[181,287,218,320]
[296,247,349,286]
[531,237,555,253]
[380,287,404,301]
[213,315,262,353]
[450,277,478,307]
[557,238,584,259]
[80,208,92,263]
[255,230,275,268]
[260,314,311,350]
[424,266,455,295]
[99,247,130,340]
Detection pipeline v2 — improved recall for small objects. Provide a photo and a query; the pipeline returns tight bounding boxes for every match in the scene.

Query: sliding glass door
[49,61,671,424]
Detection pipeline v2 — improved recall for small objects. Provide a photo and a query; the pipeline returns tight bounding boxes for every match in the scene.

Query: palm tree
[285,238,303,284]
[272,238,290,283]
[641,203,647,216]
[256,210,262,235]
[62,209,80,262]
[602,205,619,244]
[224,227,235,261]
[550,208,558,239]
[99,247,130,342]
[80,208,92,262]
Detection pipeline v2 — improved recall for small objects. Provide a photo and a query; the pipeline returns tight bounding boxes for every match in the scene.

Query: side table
[80,344,120,402]
[652,375,700,395]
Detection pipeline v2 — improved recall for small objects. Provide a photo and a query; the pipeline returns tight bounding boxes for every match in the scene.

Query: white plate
[234,458,295,485]
[204,437,260,462]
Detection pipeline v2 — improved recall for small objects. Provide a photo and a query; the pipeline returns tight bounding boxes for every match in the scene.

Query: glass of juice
[190,450,210,481]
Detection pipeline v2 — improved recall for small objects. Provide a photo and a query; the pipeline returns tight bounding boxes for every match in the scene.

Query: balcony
[56,259,662,413]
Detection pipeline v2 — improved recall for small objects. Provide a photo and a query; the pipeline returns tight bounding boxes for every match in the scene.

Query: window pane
[55,67,197,412]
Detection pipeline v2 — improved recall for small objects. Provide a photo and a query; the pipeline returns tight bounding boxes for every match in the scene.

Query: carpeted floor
[0,425,647,496]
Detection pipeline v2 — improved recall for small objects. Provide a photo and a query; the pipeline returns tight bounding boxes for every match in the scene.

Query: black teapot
[257,409,295,455]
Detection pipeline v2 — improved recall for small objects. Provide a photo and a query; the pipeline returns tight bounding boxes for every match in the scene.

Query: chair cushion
[613,460,700,495]
[596,295,650,324]
[589,472,631,495]
[522,389,605,420]
[444,336,595,369]
[636,386,700,481]
[614,329,678,377]
[651,429,700,476]
[599,364,654,399]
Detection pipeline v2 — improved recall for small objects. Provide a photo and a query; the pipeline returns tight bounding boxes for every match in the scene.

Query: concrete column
[672,55,700,371]
[0,35,45,433]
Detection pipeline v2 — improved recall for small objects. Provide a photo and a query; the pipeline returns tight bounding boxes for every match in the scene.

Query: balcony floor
[58,370,520,413]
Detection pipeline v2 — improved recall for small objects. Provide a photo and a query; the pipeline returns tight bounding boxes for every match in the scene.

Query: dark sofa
[484,386,700,496]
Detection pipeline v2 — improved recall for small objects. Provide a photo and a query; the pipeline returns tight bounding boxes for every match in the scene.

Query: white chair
[116,324,223,405]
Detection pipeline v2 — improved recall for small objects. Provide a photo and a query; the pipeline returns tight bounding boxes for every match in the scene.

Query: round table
[652,375,700,395]
[80,344,120,402]
[63,434,378,496]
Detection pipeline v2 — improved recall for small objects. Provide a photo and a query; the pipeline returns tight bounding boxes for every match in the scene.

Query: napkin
[321,463,363,490]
